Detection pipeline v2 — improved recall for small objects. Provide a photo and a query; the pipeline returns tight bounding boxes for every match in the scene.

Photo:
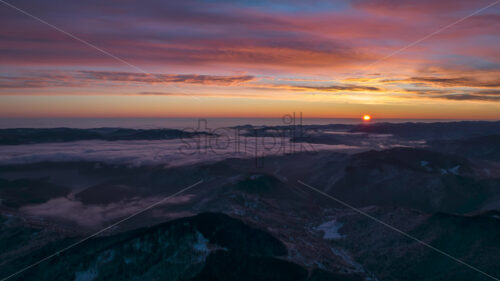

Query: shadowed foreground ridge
[0,212,362,281]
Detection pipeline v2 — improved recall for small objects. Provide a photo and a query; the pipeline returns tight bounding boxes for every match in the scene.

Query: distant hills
[2,121,498,146]
[0,128,209,145]
[350,121,500,140]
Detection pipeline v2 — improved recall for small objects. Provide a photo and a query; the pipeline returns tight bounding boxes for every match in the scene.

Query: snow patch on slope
[317,220,344,240]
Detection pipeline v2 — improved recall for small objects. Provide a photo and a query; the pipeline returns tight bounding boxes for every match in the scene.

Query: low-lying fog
[0,134,394,167]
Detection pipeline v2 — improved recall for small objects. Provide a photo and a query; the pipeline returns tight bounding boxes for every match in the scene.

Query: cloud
[80,71,255,85]
[0,71,255,89]
[139,92,191,96]
[0,0,499,108]
[351,0,496,17]
[137,92,269,98]
[406,77,500,88]
[0,0,497,75]
[251,83,382,93]
[291,85,381,92]
[404,89,500,102]
[441,90,500,101]
[0,70,382,94]
[440,94,500,101]
[0,0,386,71]
[19,195,194,228]
[0,74,85,88]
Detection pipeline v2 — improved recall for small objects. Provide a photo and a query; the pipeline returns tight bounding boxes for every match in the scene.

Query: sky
[0,0,499,119]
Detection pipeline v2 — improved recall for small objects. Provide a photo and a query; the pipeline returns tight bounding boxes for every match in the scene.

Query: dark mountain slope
[315,147,499,213]
[1,212,362,281]
[334,207,500,281]
[428,134,500,162]
[0,178,70,208]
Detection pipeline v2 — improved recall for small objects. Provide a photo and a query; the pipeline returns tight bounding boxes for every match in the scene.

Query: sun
[363,114,371,121]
